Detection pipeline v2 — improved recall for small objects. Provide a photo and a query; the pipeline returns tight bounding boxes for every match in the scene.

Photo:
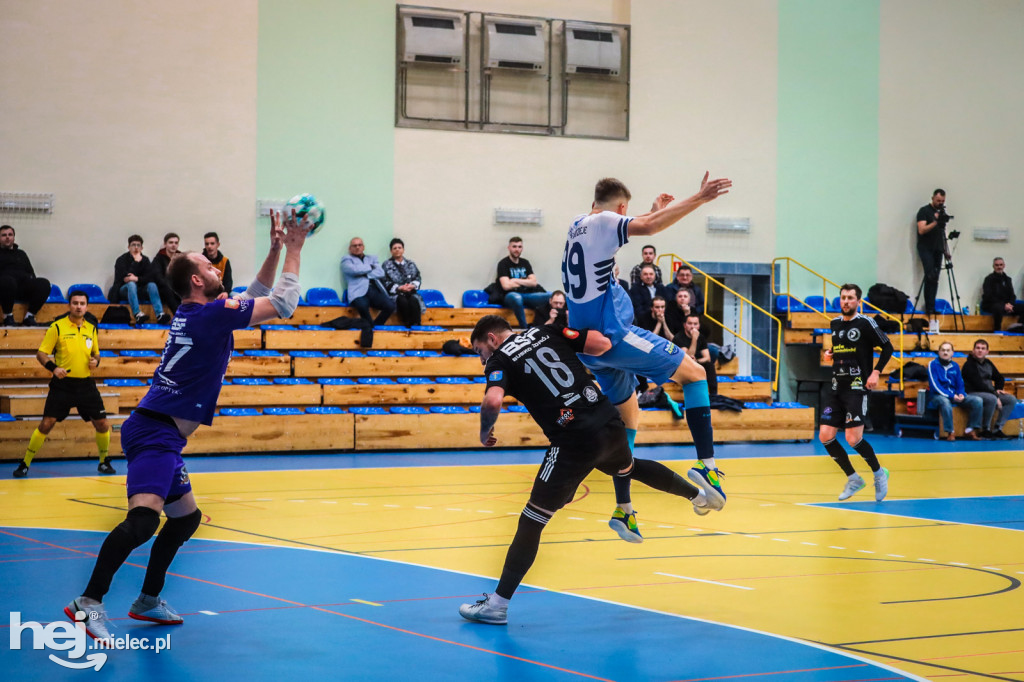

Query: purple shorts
[122,411,192,501]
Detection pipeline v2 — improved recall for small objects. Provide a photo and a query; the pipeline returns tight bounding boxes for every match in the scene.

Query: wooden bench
[0,327,261,351]
[0,392,119,417]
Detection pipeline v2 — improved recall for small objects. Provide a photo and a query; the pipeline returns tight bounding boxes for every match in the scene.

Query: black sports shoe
[156,313,172,325]
[97,460,116,475]
[2,315,16,327]
[134,314,149,326]
[13,461,29,478]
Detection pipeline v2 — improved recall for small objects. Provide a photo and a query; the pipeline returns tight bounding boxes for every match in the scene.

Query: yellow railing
[658,254,783,393]
[771,257,904,390]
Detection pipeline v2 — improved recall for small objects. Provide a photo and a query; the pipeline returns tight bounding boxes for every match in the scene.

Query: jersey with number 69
[138,298,254,425]
[562,211,636,343]
[484,325,618,445]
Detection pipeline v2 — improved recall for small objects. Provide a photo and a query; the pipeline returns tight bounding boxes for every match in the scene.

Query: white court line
[199,610,218,616]
[414,506,431,510]
[383,504,400,508]
[655,572,753,591]
[801,542,817,546]
[567,517,585,521]
[829,546,846,550]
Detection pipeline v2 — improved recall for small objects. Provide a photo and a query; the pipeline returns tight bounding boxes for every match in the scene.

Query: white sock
[617,503,634,514]
[694,490,708,507]
[700,457,717,470]
[849,473,861,480]
[488,593,510,607]
[77,596,101,608]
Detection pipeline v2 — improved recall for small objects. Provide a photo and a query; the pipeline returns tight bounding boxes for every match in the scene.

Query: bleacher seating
[0,298,801,461]
[67,283,107,303]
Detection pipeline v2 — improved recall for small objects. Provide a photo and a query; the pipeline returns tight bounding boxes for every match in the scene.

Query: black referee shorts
[528,417,633,512]
[820,383,867,429]
[43,377,107,422]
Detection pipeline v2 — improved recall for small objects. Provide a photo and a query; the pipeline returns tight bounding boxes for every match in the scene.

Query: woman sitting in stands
[382,238,424,327]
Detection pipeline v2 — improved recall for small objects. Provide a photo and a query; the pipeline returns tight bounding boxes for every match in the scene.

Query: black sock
[612,461,633,506]
[851,438,881,473]
[83,507,160,602]
[495,506,552,600]
[631,459,699,500]
[141,509,202,597]
[684,407,715,460]
[823,438,856,476]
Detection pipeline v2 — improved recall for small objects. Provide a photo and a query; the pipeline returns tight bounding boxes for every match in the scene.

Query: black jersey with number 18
[484,325,618,444]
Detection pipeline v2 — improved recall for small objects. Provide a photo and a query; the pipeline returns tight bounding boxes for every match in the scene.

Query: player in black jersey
[458,315,709,625]
[821,284,895,502]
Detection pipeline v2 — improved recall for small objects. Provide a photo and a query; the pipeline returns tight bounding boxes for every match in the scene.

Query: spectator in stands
[613,263,629,292]
[109,235,168,325]
[666,287,694,334]
[636,295,674,341]
[495,236,548,328]
[342,236,395,326]
[0,224,51,326]
[12,290,113,478]
[149,232,181,317]
[531,290,567,329]
[629,263,668,322]
[674,312,717,395]
[382,237,423,327]
[203,231,233,293]
[927,341,983,441]
[980,257,1023,331]
[665,265,704,314]
[629,244,662,286]
[962,339,1016,439]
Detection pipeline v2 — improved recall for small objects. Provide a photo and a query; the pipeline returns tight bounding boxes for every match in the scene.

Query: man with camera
[916,189,952,315]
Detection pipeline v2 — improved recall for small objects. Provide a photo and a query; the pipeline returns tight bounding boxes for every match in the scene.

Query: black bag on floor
[100,306,132,325]
[867,283,909,314]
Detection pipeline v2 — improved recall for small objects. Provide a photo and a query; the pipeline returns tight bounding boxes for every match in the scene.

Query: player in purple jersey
[66,211,311,640]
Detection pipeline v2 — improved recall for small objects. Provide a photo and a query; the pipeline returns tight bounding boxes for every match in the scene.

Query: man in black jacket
[149,233,181,316]
[0,224,51,326]
[109,235,169,325]
[980,257,1023,331]
[962,338,1017,438]
[628,263,668,322]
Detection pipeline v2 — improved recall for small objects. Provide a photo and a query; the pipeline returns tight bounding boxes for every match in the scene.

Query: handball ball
[284,193,325,236]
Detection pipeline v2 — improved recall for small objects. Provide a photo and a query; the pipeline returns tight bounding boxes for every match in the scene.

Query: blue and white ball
[284,193,325,236]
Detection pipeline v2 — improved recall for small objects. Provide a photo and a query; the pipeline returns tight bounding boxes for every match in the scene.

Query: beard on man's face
[203,279,226,298]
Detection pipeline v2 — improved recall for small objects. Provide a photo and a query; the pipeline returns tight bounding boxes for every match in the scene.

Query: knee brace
[119,507,161,547]
[160,508,202,546]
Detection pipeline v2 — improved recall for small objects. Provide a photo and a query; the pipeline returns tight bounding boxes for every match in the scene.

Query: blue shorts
[580,326,684,404]
[122,411,192,501]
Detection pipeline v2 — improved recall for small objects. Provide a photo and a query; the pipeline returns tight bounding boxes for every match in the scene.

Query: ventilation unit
[401,12,464,65]
[485,18,546,71]
[565,23,621,77]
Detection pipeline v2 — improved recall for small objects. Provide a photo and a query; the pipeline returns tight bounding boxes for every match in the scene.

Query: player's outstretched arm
[479,386,504,446]
[628,172,731,237]
[250,212,308,325]
[237,212,286,300]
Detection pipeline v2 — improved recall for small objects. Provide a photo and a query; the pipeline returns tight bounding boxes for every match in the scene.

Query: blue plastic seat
[273,377,312,385]
[306,287,344,306]
[306,406,346,414]
[773,295,809,313]
[290,350,327,358]
[68,284,108,304]
[318,377,356,385]
[104,378,145,387]
[357,377,394,384]
[934,299,955,314]
[0,413,16,422]
[261,324,297,331]
[506,405,529,413]
[390,406,429,414]
[374,325,409,331]
[420,289,452,308]
[805,296,835,313]
[244,349,282,357]
[220,408,260,416]
[429,405,468,414]
[411,325,446,332]
[46,284,66,303]
[396,377,432,384]
[264,407,303,416]
[328,350,364,358]
[99,324,132,330]
[349,406,388,415]
[743,402,771,409]
[120,350,159,357]
[436,377,472,384]
[367,350,402,358]
[233,377,272,385]
[406,350,441,357]
[462,290,501,308]
[231,286,247,295]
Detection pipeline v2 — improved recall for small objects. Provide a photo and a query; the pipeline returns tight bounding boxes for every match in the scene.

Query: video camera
[936,205,955,226]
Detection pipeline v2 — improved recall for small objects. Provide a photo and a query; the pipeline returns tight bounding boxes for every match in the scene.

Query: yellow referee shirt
[38,316,100,379]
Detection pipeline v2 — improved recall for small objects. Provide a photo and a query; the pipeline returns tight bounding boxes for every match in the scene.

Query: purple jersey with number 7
[137,298,254,425]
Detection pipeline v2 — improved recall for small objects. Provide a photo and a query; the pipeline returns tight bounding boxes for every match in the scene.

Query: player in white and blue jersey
[562,173,731,520]
[66,211,311,640]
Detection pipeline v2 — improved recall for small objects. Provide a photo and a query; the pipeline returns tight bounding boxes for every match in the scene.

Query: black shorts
[820,382,867,429]
[43,377,106,422]
[528,418,633,512]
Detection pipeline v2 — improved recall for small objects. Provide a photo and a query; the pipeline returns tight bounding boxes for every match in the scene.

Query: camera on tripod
[936,206,955,226]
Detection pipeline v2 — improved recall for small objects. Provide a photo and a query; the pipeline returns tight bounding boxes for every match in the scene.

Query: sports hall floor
[1,436,1022,681]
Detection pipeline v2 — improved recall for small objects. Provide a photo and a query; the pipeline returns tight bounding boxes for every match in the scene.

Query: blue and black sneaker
[608,507,643,543]
[687,461,726,511]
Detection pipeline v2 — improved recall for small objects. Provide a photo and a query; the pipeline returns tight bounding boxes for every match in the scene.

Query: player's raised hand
[696,171,732,203]
[280,208,309,250]
[269,210,285,251]
[651,193,675,211]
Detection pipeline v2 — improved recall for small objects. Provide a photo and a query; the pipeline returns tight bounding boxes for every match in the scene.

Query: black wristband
[44,361,58,372]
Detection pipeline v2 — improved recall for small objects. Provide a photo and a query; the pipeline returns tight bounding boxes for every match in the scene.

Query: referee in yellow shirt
[13,290,113,477]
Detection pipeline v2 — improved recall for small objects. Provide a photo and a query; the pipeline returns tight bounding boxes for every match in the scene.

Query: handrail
[658,254,782,394]
[771,257,904,391]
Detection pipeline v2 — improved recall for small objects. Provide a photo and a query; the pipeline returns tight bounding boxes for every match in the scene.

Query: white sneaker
[65,598,110,640]
[874,468,890,502]
[459,593,507,625]
[838,474,866,501]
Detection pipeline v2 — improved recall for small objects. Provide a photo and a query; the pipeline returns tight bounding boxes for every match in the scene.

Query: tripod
[911,228,965,331]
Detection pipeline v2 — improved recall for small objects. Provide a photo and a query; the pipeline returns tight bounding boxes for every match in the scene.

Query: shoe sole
[608,519,643,543]
[692,503,710,516]
[838,481,866,501]
[128,612,183,625]
[687,469,726,511]
[64,604,108,641]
